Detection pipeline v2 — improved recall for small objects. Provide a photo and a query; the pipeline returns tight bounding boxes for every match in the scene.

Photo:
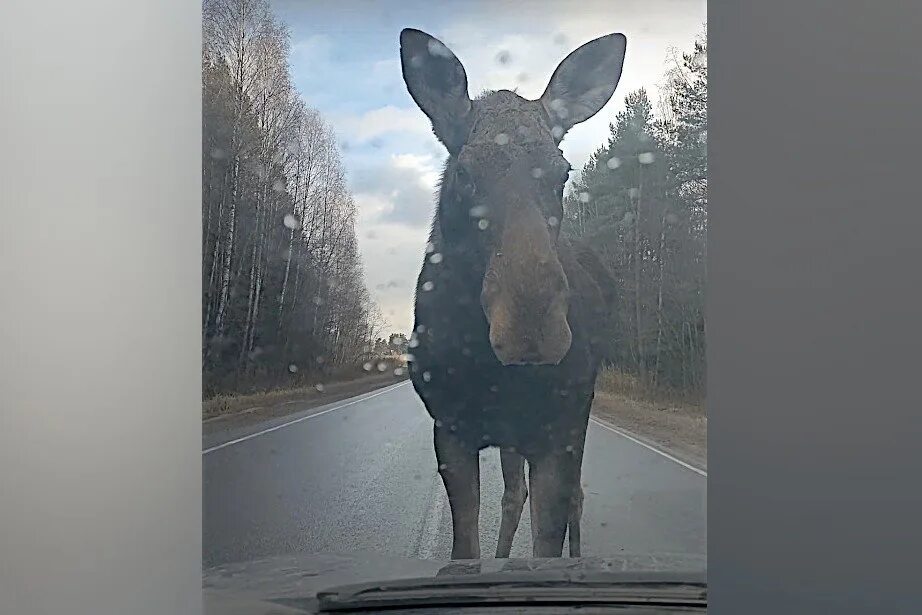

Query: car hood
[204,551,706,614]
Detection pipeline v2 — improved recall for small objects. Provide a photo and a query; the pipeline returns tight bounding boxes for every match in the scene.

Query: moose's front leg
[528,450,579,557]
[434,424,481,559]
[496,449,527,558]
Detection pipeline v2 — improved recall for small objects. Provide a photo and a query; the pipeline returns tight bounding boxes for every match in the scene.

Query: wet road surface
[203,381,706,568]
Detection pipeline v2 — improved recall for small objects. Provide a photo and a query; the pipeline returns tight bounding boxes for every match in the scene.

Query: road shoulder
[590,392,707,472]
[203,374,407,438]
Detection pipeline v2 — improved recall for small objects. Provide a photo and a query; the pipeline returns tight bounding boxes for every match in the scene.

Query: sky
[272,0,706,335]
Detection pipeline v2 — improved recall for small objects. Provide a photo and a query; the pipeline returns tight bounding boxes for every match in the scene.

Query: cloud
[354,220,431,334]
[291,33,333,65]
[352,151,444,228]
[332,105,432,144]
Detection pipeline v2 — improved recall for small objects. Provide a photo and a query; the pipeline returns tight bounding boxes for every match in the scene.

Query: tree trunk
[633,165,646,383]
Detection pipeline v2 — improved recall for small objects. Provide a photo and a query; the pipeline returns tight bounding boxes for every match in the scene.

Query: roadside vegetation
[564,35,707,410]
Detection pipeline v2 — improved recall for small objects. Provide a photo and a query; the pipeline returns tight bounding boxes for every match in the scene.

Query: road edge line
[202,380,411,455]
[589,416,707,477]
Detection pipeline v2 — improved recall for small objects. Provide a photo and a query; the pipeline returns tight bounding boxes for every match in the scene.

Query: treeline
[565,37,707,398]
[202,0,378,396]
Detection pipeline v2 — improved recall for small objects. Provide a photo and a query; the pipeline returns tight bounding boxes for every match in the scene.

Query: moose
[401,28,625,559]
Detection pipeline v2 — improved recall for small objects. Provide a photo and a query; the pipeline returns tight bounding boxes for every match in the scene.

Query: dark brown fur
[400,28,626,558]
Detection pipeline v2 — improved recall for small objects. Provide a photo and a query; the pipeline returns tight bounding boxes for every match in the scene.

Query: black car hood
[204,551,706,614]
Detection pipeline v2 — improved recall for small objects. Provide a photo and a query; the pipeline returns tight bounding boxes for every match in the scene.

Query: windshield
[202,0,707,599]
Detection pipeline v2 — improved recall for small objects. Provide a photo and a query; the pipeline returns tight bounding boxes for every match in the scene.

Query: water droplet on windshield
[416,324,427,333]
[551,125,564,139]
[606,156,621,169]
[549,98,569,119]
[565,445,574,452]
[548,216,559,227]
[429,252,443,264]
[425,242,436,254]
[315,383,325,392]
[494,132,509,146]
[272,180,286,193]
[477,219,490,230]
[628,187,640,199]
[210,148,226,160]
[376,362,387,372]
[427,40,452,58]
[394,367,405,376]
[439,463,448,469]
[531,167,544,179]
[469,205,488,218]
[495,50,511,65]
[638,152,655,164]
[408,336,420,348]
[553,32,569,46]
[422,281,435,292]
[423,371,432,382]
[578,191,591,203]
[363,362,372,371]
[288,363,298,373]
[283,213,300,230]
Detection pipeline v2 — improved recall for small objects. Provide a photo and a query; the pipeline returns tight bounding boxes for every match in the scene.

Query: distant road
[203,381,706,568]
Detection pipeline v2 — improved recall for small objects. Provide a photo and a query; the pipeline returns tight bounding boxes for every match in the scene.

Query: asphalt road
[203,381,706,569]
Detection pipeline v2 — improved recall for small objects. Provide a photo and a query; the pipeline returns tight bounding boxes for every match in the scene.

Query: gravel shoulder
[202,373,406,437]
[590,392,707,471]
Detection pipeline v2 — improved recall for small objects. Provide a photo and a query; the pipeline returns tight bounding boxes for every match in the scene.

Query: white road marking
[202,381,411,455]
[589,417,707,477]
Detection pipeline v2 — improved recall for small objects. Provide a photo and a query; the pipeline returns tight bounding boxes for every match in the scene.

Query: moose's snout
[482,258,572,366]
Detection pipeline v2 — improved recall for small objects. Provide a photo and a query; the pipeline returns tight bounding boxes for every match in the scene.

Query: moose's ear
[539,33,627,140]
[400,28,472,153]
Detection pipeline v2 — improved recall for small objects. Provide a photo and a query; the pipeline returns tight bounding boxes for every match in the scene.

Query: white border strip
[589,417,707,477]
[202,381,410,455]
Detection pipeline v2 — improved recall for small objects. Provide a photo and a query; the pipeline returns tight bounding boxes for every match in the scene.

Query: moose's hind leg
[434,424,481,559]
[496,449,527,558]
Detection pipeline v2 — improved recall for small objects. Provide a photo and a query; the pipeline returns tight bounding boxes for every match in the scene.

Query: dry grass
[596,367,705,415]
[202,363,404,420]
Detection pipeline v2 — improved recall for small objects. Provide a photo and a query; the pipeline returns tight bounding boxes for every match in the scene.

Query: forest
[202,0,378,396]
[565,37,707,399]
